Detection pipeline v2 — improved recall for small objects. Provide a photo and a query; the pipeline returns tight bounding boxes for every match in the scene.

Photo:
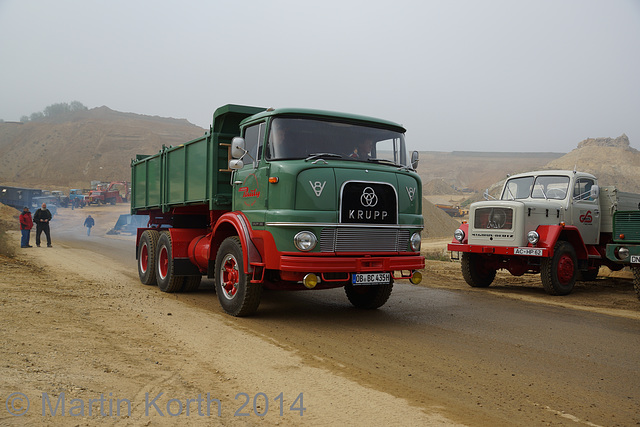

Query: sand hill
[0,107,205,188]
[544,134,640,193]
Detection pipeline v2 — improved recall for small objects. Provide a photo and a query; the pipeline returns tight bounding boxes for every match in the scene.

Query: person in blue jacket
[84,214,95,236]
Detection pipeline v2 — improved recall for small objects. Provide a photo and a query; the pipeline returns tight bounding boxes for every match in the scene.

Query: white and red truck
[448,169,640,295]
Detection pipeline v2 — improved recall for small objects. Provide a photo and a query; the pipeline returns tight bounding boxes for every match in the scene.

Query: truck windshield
[501,175,569,200]
[266,117,409,167]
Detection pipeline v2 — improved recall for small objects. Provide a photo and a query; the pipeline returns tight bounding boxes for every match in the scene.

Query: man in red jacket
[19,206,33,248]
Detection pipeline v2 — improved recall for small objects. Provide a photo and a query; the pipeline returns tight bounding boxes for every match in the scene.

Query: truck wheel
[182,276,202,292]
[541,241,577,295]
[138,230,159,285]
[461,253,496,287]
[632,266,640,301]
[345,279,393,309]
[156,231,185,293]
[215,236,262,316]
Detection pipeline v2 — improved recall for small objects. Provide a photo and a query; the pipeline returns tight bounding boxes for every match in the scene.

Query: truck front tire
[138,230,159,285]
[156,231,185,293]
[345,279,393,309]
[215,236,262,317]
[461,253,496,287]
[541,241,577,295]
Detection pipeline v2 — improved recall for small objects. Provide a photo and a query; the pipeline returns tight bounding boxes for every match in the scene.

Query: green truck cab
[131,104,424,316]
[606,211,640,299]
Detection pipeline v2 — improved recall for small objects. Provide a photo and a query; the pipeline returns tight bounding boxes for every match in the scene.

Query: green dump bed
[131,104,264,213]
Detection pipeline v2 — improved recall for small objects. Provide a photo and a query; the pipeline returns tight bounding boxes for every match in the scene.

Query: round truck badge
[360,187,378,207]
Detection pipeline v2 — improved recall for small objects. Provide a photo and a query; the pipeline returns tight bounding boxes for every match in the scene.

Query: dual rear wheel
[137,230,202,293]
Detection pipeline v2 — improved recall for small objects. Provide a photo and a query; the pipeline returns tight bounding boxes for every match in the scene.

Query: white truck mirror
[231,137,246,159]
[229,159,244,170]
[590,185,599,199]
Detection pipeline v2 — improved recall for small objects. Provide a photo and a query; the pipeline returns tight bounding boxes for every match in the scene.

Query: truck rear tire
[138,230,159,285]
[632,266,640,301]
[461,253,496,287]
[345,279,393,309]
[156,231,185,293]
[541,241,577,295]
[215,236,262,317]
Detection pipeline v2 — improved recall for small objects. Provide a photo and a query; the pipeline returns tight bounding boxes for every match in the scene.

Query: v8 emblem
[406,186,416,201]
[310,181,326,197]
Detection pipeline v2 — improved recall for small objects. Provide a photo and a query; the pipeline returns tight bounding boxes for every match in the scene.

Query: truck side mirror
[231,137,246,159]
[229,159,244,170]
[411,151,419,170]
[590,185,599,200]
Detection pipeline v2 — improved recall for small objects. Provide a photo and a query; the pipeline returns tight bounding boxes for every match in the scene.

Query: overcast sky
[1,0,639,153]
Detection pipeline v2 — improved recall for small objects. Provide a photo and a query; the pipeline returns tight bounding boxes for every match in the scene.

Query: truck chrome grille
[320,228,410,252]
[473,207,513,230]
[614,211,640,241]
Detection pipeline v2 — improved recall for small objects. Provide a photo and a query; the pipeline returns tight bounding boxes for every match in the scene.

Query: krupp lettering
[348,210,388,220]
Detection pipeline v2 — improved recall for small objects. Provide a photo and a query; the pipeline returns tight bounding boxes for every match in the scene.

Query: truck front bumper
[447,242,550,257]
[279,254,425,273]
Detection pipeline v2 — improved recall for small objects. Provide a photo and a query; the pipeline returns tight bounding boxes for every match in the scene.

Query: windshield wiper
[366,158,402,167]
[305,153,345,162]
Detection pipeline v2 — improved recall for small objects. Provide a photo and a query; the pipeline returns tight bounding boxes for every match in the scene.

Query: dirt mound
[0,107,205,188]
[422,197,461,238]
[544,134,640,193]
[423,178,457,195]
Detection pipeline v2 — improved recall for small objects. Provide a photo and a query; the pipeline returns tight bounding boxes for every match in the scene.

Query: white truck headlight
[616,246,630,260]
[527,231,539,245]
[454,228,465,243]
[294,231,317,251]
[410,233,421,251]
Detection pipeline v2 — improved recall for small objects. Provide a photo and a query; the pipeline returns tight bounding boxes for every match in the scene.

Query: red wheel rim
[220,254,239,300]
[557,253,574,284]
[159,246,168,279]
[140,243,148,274]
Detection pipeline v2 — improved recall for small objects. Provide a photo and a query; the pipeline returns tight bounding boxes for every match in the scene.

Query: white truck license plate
[631,255,640,264]
[352,272,390,285]
[514,247,543,256]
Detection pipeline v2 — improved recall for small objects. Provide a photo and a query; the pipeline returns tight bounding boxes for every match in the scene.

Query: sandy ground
[1,205,638,426]
[0,205,461,426]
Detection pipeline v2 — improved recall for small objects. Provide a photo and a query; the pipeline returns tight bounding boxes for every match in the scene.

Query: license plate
[514,247,543,256]
[631,255,640,264]
[352,272,390,285]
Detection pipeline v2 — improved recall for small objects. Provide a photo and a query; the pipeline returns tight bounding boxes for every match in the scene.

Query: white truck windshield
[501,175,569,200]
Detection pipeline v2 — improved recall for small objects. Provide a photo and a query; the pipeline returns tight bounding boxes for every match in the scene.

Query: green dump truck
[606,211,640,299]
[131,104,425,316]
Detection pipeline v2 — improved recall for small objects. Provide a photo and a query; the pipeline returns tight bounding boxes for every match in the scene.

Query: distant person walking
[33,203,52,247]
[84,214,95,236]
[19,206,33,248]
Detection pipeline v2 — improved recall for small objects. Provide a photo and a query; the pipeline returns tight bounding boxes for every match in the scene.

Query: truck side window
[573,178,595,201]
[243,123,263,167]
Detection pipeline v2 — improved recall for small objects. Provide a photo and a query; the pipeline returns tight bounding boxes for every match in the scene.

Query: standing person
[19,207,33,248]
[33,203,53,247]
[84,214,95,236]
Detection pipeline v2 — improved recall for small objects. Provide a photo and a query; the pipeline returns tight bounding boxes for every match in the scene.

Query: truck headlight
[410,233,421,251]
[527,231,539,245]
[616,246,630,260]
[294,231,317,251]
[454,228,465,243]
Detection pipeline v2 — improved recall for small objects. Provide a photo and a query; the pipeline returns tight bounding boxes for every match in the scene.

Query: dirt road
[1,205,639,426]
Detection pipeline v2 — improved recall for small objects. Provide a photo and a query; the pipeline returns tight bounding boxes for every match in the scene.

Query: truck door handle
[233,181,242,185]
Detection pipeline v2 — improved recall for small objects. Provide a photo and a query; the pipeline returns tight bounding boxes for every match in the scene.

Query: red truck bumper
[279,254,425,273]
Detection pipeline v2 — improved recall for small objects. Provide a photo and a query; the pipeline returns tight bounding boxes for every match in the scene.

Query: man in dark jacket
[19,206,33,248]
[84,214,95,236]
[33,203,53,247]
